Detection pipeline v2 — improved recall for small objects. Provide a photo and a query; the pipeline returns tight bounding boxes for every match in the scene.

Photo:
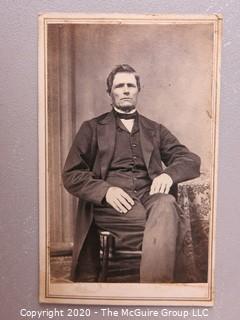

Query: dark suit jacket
[62,111,201,281]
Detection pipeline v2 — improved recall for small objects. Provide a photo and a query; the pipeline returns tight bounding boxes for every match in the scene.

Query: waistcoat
[106,114,151,197]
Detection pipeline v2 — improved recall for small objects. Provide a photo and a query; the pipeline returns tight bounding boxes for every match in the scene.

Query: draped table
[176,175,210,282]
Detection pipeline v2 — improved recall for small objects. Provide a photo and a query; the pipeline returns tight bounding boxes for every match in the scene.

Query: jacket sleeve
[62,121,111,205]
[159,124,201,184]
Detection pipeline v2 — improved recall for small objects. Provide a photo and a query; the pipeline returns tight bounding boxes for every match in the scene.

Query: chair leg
[98,231,113,282]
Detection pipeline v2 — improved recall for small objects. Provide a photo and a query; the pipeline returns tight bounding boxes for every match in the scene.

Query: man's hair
[106,64,141,94]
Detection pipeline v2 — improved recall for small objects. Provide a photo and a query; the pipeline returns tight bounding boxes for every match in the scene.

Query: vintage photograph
[39,13,222,305]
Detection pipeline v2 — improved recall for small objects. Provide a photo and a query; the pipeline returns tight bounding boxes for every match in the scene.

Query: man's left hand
[149,173,173,195]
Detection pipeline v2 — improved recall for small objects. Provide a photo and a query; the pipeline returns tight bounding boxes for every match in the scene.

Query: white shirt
[113,107,136,133]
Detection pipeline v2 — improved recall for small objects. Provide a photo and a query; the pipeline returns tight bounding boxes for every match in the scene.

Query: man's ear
[107,89,112,97]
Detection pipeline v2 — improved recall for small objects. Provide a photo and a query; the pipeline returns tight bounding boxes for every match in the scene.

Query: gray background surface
[0,1,239,319]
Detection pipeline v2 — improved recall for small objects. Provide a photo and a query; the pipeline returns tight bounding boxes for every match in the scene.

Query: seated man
[62,64,201,283]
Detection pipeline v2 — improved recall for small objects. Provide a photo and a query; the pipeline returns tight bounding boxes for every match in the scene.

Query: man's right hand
[105,187,134,214]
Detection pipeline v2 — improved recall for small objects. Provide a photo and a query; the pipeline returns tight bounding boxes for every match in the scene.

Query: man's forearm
[62,168,112,205]
[163,152,201,184]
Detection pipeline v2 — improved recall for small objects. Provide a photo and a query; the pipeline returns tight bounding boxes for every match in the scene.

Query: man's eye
[127,84,136,88]
[114,84,124,89]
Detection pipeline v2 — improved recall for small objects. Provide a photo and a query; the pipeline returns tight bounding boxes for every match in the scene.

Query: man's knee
[150,193,176,208]
[146,193,179,225]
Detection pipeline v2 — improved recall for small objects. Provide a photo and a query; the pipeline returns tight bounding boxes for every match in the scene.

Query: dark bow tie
[114,111,137,120]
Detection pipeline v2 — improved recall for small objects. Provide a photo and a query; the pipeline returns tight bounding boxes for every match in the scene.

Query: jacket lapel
[139,115,155,169]
[97,111,116,179]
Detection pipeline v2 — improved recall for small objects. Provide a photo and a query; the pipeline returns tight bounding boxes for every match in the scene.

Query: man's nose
[123,85,130,94]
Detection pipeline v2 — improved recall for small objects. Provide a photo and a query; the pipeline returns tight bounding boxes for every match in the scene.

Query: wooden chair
[98,230,141,282]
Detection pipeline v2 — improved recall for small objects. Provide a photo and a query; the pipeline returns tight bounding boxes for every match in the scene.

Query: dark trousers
[94,188,183,283]
[140,193,180,282]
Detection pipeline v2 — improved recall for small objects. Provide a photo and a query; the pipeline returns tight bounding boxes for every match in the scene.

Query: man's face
[110,72,139,112]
